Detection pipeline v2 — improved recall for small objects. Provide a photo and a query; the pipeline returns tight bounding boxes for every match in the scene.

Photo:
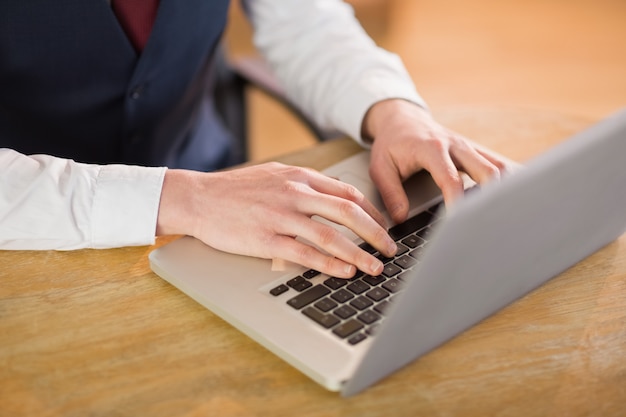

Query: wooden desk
[2,108,625,417]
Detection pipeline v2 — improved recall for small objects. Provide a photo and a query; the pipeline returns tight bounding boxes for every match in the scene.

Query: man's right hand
[156,163,398,278]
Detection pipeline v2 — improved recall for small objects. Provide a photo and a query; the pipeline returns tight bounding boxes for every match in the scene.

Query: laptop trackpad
[336,170,443,223]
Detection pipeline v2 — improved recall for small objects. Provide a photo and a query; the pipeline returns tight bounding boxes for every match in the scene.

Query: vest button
[130,84,144,100]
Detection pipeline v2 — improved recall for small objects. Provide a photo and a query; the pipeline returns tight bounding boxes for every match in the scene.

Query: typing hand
[156,163,398,278]
[363,100,517,223]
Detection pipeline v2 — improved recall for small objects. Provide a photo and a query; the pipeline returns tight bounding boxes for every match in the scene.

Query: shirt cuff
[90,164,167,248]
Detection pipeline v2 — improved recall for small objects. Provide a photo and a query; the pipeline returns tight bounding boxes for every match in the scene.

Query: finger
[268,231,383,278]
[289,189,397,259]
[421,147,465,206]
[449,140,501,184]
[473,144,522,174]
[369,152,411,224]
[300,173,397,258]
[308,173,388,228]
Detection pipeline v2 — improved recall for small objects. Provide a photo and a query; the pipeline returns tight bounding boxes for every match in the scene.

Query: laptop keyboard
[269,201,443,346]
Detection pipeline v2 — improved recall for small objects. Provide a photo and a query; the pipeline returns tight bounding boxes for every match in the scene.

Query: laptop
[149,109,626,396]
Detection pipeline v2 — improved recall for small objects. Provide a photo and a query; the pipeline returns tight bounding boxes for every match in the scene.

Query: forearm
[0,148,165,250]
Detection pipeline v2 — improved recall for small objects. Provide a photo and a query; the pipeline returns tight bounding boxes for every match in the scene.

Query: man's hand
[363,99,517,223]
[156,163,398,278]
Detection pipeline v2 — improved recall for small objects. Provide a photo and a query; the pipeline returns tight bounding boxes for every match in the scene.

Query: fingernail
[345,264,355,276]
[370,259,383,275]
[388,241,398,256]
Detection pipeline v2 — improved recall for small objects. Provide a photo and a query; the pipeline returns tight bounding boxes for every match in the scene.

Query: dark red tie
[112,0,160,53]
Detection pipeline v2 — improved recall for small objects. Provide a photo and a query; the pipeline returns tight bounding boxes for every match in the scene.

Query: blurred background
[224,0,626,161]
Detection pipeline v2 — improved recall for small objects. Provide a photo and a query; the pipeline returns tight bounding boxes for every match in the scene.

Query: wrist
[361,99,430,142]
[156,169,199,237]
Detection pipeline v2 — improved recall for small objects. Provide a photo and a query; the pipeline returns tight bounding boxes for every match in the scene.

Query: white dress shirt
[0,0,425,250]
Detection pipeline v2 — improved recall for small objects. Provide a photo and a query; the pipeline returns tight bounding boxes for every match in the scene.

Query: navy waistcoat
[0,0,234,170]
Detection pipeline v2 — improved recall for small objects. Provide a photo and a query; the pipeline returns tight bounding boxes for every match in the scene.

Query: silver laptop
[149,109,626,396]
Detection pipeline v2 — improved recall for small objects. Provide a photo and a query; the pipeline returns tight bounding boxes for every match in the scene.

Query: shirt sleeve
[245,0,428,144]
[0,148,166,250]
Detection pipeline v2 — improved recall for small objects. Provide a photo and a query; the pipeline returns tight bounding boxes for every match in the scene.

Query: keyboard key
[366,287,390,302]
[348,333,367,345]
[350,296,374,310]
[359,242,377,254]
[314,297,337,312]
[349,269,365,281]
[357,309,381,325]
[376,253,394,264]
[332,319,364,338]
[347,280,370,295]
[302,269,320,279]
[398,271,414,282]
[363,274,385,286]
[269,284,289,296]
[324,277,348,290]
[365,323,380,336]
[334,305,357,319]
[375,296,396,314]
[382,263,402,278]
[388,210,435,240]
[394,255,416,269]
[287,285,331,309]
[302,307,340,329]
[395,243,410,256]
[331,289,354,303]
[382,278,403,293]
[409,246,425,259]
[401,235,424,248]
[287,276,312,292]
[373,300,391,315]
[416,227,431,239]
